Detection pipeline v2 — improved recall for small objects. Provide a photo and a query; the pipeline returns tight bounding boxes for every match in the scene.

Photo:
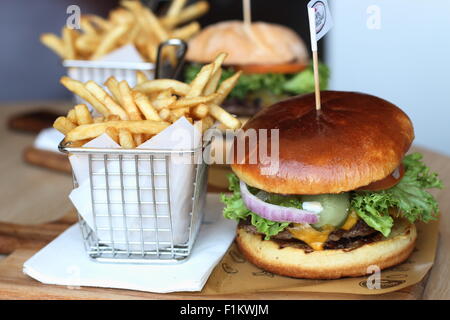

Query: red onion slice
[239,181,319,224]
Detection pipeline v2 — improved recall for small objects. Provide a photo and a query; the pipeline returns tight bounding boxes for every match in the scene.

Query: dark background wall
[0,0,316,102]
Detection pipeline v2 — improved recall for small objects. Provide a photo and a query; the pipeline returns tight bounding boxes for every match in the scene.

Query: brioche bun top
[186,21,309,65]
[231,91,415,194]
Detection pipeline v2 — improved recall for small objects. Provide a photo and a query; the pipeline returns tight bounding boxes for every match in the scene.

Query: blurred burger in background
[184,21,329,117]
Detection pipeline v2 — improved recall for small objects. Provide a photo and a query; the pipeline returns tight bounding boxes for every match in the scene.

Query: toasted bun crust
[231,91,414,194]
[236,219,417,279]
[186,21,309,65]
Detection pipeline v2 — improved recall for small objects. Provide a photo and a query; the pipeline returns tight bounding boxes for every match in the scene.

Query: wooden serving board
[0,210,430,300]
[23,147,71,174]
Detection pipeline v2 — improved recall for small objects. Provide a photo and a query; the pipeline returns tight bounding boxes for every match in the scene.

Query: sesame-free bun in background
[186,20,309,69]
[184,20,315,116]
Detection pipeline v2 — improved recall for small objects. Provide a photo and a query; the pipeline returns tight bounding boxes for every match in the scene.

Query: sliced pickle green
[302,193,350,229]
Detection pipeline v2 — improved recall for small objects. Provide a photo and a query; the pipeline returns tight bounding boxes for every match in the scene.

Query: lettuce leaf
[184,62,330,100]
[222,153,442,240]
[221,174,290,239]
[283,63,330,94]
[351,153,443,237]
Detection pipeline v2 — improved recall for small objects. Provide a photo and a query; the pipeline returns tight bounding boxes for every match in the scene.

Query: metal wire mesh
[63,60,155,106]
[62,144,208,264]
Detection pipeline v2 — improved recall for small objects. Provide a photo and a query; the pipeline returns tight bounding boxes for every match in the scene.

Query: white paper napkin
[99,44,145,63]
[23,194,236,293]
[34,128,65,153]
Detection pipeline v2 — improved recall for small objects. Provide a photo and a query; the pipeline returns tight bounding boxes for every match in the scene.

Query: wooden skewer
[312,50,321,111]
[243,0,252,29]
[308,7,321,111]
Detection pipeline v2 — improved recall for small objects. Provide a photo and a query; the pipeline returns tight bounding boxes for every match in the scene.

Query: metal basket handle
[155,39,188,79]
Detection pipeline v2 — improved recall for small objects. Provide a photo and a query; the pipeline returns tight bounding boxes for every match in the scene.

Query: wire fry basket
[62,39,187,106]
[64,59,155,89]
[59,142,208,264]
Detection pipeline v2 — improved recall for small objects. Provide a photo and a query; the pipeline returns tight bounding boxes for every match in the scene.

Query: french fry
[62,27,76,59]
[171,21,200,40]
[122,1,152,37]
[136,71,148,85]
[203,68,222,96]
[138,3,177,65]
[80,16,98,35]
[169,108,188,122]
[125,22,141,44]
[203,52,227,94]
[161,1,209,28]
[60,77,110,116]
[166,0,187,18]
[214,71,242,105]
[119,81,142,120]
[67,109,78,125]
[53,116,76,135]
[105,127,120,144]
[65,139,91,148]
[74,104,93,125]
[93,116,105,123]
[42,0,208,61]
[75,34,100,57]
[107,114,121,121]
[132,91,161,121]
[146,41,158,63]
[133,133,145,146]
[191,103,209,119]
[134,79,191,96]
[109,8,134,25]
[121,0,169,47]
[119,129,136,149]
[141,5,168,42]
[158,108,171,121]
[86,14,111,32]
[202,115,215,132]
[40,34,65,59]
[151,96,177,110]
[212,52,228,72]
[91,23,130,60]
[168,94,218,109]
[104,76,123,105]
[152,88,173,100]
[66,120,170,141]
[208,104,241,129]
[85,80,129,120]
[187,63,214,97]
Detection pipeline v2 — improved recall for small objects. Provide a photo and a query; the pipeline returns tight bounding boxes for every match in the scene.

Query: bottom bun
[236,219,417,279]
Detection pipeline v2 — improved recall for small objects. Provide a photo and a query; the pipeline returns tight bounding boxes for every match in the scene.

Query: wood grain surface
[23,147,71,174]
[0,101,74,225]
[0,102,449,299]
[0,246,426,300]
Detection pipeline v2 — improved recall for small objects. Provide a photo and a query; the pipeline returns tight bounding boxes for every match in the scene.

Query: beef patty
[239,219,381,252]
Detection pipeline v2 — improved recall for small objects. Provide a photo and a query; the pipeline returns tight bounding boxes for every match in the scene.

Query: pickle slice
[302,193,350,229]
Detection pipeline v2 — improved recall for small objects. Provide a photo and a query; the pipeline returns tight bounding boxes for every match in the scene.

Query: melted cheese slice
[341,211,358,231]
[288,212,359,251]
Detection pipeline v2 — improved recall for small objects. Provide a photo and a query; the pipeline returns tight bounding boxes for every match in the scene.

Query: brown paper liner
[197,220,438,295]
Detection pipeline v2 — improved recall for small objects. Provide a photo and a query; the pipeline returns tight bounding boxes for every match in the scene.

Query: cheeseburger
[222,91,442,279]
[185,21,329,116]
